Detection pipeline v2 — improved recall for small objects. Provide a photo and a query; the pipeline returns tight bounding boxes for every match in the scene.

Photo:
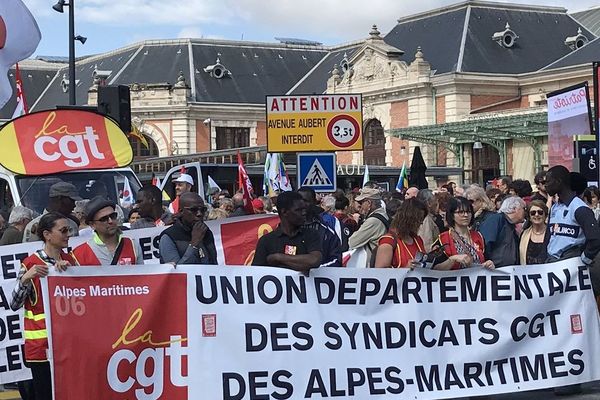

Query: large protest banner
[0,214,279,384]
[41,258,600,399]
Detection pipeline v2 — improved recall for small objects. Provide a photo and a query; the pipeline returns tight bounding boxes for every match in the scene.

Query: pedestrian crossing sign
[297,153,336,192]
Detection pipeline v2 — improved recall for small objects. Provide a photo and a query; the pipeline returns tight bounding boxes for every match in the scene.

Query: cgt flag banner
[0,214,279,384]
[40,258,600,399]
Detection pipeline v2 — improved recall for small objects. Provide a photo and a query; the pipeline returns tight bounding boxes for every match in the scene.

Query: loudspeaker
[98,85,131,133]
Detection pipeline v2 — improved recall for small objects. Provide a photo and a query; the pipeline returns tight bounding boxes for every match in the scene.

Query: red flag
[237,151,255,215]
[12,63,28,118]
[151,173,161,187]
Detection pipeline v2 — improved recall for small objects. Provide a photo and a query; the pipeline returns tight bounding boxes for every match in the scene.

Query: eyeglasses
[184,206,207,214]
[529,209,545,216]
[94,212,118,223]
[454,210,471,215]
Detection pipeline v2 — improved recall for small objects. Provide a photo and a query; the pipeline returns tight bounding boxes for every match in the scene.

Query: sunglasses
[529,210,545,216]
[184,206,207,214]
[94,212,118,223]
[454,210,472,215]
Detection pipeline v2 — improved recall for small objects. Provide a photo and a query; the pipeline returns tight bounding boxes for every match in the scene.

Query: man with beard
[131,185,172,229]
[159,192,217,265]
[72,197,143,265]
[168,173,194,214]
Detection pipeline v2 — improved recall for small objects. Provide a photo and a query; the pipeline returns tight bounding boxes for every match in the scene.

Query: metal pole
[68,0,76,105]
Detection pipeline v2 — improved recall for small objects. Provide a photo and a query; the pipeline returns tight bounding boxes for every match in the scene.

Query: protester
[229,193,248,217]
[0,210,7,240]
[207,208,228,220]
[582,186,600,220]
[128,208,141,225]
[385,197,402,221]
[498,176,512,194]
[297,187,342,267]
[509,179,533,204]
[348,187,389,266]
[374,198,427,268]
[531,171,548,202]
[259,196,274,213]
[159,192,217,265]
[486,187,502,204]
[479,196,525,267]
[23,182,81,242]
[465,185,496,231]
[432,197,494,270]
[546,165,600,265]
[519,199,548,265]
[417,189,440,252]
[0,206,34,245]
[72,197,143,265]
[333,194,358,239]
[405,186,419,199]
[218,198,234,215]
[131,185,172,229]
[252,198,266,214]
[494,193,509,211]
[11,212,77,400]
[168,173,194,213]
[252,191,321,271]
[434,191,452,232]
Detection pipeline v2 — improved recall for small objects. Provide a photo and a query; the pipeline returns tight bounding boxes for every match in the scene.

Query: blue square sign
[297,153,336,192]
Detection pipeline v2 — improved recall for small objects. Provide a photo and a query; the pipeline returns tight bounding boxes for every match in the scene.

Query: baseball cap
[252,198,264,211]
[173,173,194,185]
[84,196,116,224]
[355,187,382,202]
[49,182,82,201]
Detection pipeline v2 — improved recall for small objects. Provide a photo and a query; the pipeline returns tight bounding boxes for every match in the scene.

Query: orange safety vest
[72,236,137,266]
[22,251,77,362]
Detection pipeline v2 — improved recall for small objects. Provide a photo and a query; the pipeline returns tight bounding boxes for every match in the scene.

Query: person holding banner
[374,198,428,268]
[10,212,78,400]
[72,197,144,266]
[431,197,494,270]
[159,192,217,265]
[519,200,549,265]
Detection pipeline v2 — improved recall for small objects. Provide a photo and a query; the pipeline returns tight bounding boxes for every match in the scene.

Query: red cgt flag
[237,151,255,215]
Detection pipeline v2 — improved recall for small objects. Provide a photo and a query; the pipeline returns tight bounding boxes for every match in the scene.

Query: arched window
[363,119,386,166]
[129,134,159,159]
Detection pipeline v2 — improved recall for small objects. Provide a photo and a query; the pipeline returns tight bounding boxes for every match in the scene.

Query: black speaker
[97,85,131,133]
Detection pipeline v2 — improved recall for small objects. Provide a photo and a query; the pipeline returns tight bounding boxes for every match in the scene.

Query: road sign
[266,94,363,152]
[297,153,336,192]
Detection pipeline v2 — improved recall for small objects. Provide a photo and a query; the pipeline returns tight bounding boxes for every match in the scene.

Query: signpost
[297,153,336,192]
[266,94,363,152]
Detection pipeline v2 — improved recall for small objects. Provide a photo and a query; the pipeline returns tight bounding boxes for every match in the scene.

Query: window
[363,119,386,166]
[216,127,250,149]
[129,134,159,158]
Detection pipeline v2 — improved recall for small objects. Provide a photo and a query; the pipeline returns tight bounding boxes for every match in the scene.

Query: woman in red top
[375,198,428,268]
[11,212,77,400]
[432,197,494,270]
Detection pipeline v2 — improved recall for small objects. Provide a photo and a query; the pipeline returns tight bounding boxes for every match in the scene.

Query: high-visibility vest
[22,252,77,362]
[72,236,137,266]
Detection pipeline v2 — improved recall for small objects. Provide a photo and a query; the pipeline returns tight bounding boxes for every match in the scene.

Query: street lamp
[53,0,84,105]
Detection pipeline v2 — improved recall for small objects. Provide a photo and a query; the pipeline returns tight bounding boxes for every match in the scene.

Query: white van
[0,165,142,214]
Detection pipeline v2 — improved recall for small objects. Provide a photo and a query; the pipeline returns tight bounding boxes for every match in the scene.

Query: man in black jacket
[159,192,217,265]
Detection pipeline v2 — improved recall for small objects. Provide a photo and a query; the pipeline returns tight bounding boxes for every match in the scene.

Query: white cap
[173,173,194,185]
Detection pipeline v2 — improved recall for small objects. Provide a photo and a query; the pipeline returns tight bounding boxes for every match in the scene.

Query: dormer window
[565,28,588,51]
[204,56,231,79]
[340,52,350,73]
[492,22,518,48]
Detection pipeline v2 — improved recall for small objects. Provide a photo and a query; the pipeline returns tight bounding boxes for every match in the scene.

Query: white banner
[0,214,277,383]
[185,258,600,399]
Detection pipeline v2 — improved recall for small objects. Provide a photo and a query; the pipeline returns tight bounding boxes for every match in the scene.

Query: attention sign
[266,94,363,152]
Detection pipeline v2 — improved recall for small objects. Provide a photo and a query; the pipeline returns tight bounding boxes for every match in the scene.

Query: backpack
[366,213,391,268]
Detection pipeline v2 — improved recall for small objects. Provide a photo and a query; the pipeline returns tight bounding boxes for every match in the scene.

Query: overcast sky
[22,0,600,57]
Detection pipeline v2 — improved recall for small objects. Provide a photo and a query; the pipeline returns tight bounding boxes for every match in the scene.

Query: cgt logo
[107,308,188,400]
[0,109,133,175]
[34,112,105,168]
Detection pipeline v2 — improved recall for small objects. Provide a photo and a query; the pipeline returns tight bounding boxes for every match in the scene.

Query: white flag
[362,165,370,187]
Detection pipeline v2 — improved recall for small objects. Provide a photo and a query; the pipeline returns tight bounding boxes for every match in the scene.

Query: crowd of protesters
[2,167,600,399]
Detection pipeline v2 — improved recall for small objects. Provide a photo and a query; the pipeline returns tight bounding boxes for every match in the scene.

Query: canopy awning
[386,110,548,175]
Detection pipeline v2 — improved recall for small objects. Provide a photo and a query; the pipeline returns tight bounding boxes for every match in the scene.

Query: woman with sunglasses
[519,199,548,265]
[374,198,428,268]
[432,197,494,270]
[10,212,77,400]
[159,192,218,265]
